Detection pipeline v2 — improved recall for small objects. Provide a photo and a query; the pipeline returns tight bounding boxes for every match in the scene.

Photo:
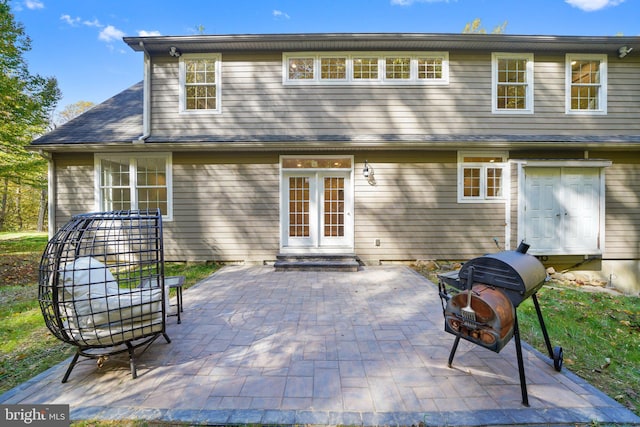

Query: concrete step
[274,254,360,272]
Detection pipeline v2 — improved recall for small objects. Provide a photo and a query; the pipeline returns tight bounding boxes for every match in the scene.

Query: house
[31,33,640,294]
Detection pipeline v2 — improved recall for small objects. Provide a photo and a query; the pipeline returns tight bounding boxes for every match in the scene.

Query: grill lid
[458,246,547,306]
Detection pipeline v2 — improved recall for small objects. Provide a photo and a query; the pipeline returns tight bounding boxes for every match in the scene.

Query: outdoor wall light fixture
[618,46,633,59]
[363,160,371,178]
[169,46,182,57]
[363,160,376,185]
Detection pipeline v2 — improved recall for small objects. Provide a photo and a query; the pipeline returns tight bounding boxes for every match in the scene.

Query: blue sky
[11,0,639,112]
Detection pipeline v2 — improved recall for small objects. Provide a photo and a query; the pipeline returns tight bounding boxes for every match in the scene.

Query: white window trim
[491,52,534,114]
[282,51,449,85]
[565,53,607,115]
[179,53,222,114]
[457,151,508,203]
[94,153,173,221]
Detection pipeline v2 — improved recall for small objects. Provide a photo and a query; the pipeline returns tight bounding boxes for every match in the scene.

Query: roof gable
[32,81,143,146]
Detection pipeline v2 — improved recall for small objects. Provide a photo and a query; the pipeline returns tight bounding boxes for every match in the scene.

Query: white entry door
[523,167,601,254]
[281,169,353,252]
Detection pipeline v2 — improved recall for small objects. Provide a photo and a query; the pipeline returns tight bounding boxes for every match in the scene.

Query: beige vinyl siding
[149,53,640,139]
[53,153,95,229]
[601,152,640,259]
[164,152,280,262]
[354,152,506,263]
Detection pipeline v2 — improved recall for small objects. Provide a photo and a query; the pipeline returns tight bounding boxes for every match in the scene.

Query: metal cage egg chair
[38,209,171,382]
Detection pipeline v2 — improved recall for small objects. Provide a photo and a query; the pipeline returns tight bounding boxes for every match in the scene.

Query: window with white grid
[492,53,533,114]
[283,52,448,85]
[457,152,508,203]
[96,154,172,219]
[566,54,607,114]
[179,54,221,113]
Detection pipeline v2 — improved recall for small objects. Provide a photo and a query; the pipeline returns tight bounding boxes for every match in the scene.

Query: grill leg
[532,293,554,359]
[447,334,461,368]
[513,312,530,406]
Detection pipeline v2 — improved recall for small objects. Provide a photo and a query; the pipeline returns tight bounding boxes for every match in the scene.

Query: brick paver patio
[1,265,638,426]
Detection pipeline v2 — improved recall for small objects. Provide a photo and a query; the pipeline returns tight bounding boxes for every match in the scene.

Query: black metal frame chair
[38,209,171,382]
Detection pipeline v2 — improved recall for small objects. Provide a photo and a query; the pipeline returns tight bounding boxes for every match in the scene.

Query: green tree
[55,100,95,127]
[0,0,61,231]
[463,18,508,34]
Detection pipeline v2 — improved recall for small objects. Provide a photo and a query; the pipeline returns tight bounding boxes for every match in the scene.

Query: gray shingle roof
[31,81,143,145]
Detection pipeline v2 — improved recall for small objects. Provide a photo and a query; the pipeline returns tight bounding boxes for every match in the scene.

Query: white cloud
[138,30,162,37]
[273,10,290,19]
[25,0,44,9]
[60,14,81,26]
[83,19,102,28]
[99,25,126,42]
[565,0,624,11]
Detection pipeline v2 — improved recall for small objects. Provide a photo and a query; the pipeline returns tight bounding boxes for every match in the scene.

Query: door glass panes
[324,177,345,237]
[289,177,310,237]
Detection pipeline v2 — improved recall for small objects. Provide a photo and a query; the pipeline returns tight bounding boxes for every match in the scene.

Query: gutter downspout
[134,41,151,144]
[36,149,55,239]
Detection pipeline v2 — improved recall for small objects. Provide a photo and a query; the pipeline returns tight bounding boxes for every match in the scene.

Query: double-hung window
[492,53,534,114]
[458,152,508,203]
[179,53,221,113]
[95,154,172,219]
[566,54,607,114]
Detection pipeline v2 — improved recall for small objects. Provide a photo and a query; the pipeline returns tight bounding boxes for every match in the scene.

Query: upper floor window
[457,152,508,203]
[492,53,534,114]
[179,54,221,113]
[566,54,607,114]
[95,154,173,220]
[283,52,449,85]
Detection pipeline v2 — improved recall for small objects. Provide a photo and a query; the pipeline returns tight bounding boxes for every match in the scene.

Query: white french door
[281,158,353,252]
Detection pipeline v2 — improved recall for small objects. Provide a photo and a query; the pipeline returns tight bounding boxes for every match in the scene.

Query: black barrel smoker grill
[438,243,563,406]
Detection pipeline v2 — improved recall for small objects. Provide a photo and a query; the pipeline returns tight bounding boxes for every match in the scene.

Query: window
[320,57,347,80]
[179,54,221,113]
[566,54,607,114]
[353,57,379,80]
[458,152,508,203]
[492,53,534,114]
[283,52,449,85]
[95,154,172,219]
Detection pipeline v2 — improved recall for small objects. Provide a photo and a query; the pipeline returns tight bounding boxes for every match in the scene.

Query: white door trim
[279,156,354,254]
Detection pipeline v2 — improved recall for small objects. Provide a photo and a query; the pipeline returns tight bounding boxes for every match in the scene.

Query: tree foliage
[463,18,508,34]
[55,100,95,127]
[0,0,61,230]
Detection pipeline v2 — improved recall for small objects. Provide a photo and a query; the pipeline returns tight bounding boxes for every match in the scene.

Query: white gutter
[134,41,151,144]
